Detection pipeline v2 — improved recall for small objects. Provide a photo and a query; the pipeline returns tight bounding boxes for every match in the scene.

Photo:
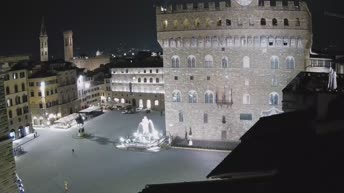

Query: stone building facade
[0,67,18,193]
[77,73,103,109]
[29,63,80,126]
[156,0,312,141]
[110,67,164,111]
[72,55,111,71]
[29,73,60,126]
[4,68,32,139]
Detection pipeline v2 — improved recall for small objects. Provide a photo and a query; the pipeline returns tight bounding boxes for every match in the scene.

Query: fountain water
[116,116,170,152]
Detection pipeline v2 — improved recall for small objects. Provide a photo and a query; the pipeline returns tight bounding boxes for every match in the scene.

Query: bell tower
[63,30,74,62]
[39,17,48,62]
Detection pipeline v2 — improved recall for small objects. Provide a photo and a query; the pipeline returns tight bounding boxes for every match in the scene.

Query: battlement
[157,0,303,14]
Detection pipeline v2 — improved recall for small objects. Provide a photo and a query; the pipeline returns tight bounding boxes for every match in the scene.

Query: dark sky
[0,0,344,60]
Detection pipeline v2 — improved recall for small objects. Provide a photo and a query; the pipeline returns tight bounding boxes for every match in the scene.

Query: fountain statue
[116,116,170,152]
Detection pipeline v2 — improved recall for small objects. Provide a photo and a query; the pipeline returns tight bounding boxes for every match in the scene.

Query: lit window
[187,55,196,68]
[271,56,279,69]
[204,55,213,68]
[205,91,214,104]
[286,56,295,69]
[243,94,251,104]
[188,91,197,103]
[243,56,250,68]
[172,90,181,102]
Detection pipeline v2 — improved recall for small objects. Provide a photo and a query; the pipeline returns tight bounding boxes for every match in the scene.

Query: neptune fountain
[115,116,170,152]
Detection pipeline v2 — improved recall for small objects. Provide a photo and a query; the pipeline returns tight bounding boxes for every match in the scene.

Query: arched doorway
[132,99,137,108]
[139,99,143,108]
[146,100,151,109]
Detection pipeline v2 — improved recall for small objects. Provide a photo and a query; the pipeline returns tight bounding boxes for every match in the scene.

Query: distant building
[29,62,80,126]
[156,0,312,142]
[72,55,110,71]
[0,55,31,64]
[109,56,164,111]
[77,71,104,109]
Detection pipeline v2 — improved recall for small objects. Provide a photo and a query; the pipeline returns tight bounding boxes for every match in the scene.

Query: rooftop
[283,71,344,94]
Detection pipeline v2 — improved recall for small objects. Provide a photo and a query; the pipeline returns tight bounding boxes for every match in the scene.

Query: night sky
[1,0,344,60]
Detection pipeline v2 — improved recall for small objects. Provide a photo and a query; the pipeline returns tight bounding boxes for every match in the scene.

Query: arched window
[6,86,10,95]
[179,111,184,122]
[8,110,12,118]
[22,94,28,103]
[15,96,21,105]
[222,57,229,68]
[149,78,153,83]
[171,56,180,68]
[156,78,159,83]
[173,20,178,28]
[188,91,197,103]
[187,55,196,68]
[172,90,181,102]
[243,56,250,68]
[169,38,176,47]
[286,56,295,69]
[272,18,278,26]
[183,18,190,29]
[217,18,222,26]
[204,113,208,123]
[261,18,266,26]
[205,91,214,104]
[195,18,201,28]
[269,92,279,105]
[21,83,25,91]
[138,78,141,83]
[284,18,289,26]
[14,85,18,93]
[144,78,147,83]
[271,56,279,69]
[243,94,250,105]
[163,20,168,29]
[204,55,213,68]
[154,100,159,106]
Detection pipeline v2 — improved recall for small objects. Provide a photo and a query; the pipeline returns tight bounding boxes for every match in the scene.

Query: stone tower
[156,0,312,142]
[63,30,73,62]
[39,17,48,62]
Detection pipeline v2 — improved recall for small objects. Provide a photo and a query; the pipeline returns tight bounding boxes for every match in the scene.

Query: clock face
[236,0,253,6]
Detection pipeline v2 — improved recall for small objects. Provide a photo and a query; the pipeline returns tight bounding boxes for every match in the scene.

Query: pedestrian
[72,149,74,153]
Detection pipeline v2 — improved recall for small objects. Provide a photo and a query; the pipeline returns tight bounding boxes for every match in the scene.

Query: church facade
[156,0,312,141]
